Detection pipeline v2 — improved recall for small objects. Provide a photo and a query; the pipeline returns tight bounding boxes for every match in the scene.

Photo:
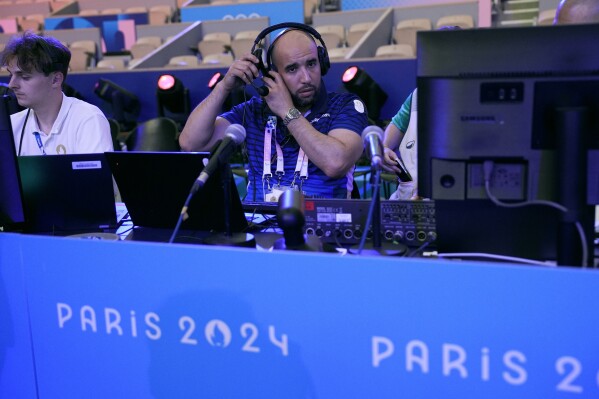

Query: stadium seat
[374,44,415,59]
[231,30,260,59]
[18,14,44,31]
[149,5,172,25]
[79,9,100,16]
[314,24,346,48]
[436,14,475,29]
[69,40,97,70]
[167,55,199,67]
[197,32,232,58]
[328,47,350,59]
[304,0,318,24]
[202,52,234,66]
[95,58,126,70]
[124,6,147,13]
[393,18,432,51]
[346,22,373,47]
[100,8,123,15]
[137,36,163,47]
[130,43,157,59]
[70,39,97,57]
[50,1,70,12]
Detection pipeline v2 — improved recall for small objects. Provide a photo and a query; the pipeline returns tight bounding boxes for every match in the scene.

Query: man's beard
[291,84,318,109]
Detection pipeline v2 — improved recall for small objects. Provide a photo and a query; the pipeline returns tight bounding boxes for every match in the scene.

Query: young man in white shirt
[1,31,113,155]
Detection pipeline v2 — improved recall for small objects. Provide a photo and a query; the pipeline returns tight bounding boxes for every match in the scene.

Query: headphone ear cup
[317,46,330,76]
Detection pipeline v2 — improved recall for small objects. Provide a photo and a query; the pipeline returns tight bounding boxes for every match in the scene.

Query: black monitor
[0,95,26,232]
[417,24,599,266]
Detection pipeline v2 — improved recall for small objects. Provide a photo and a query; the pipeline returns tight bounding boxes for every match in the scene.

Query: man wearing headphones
[179,23,368,202]
[1,31,113,155]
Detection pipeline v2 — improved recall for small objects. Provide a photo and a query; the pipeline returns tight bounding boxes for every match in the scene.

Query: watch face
[284,108,301,125]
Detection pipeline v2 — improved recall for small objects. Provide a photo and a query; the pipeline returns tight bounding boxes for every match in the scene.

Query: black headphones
[251,22,330,77]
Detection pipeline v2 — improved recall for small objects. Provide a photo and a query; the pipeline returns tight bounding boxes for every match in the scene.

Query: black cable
[18,108,31,156]
[357,169,381,255]
[168,190,194,243]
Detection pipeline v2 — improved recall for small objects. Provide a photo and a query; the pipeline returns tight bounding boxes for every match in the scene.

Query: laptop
[105,152,248,234]
[0,95,26,232]
[18,153,118,233]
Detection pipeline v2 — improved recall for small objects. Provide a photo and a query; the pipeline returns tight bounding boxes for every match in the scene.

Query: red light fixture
[342,66,359,83]
[341,66,387,121]
[158,74,176,91]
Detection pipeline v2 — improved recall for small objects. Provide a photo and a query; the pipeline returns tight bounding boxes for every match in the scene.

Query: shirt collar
[310,79,328,114]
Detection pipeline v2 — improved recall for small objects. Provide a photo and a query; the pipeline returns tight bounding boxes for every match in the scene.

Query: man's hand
[382,146,401,174]
[220,53,262,92]
[260,70,294,117]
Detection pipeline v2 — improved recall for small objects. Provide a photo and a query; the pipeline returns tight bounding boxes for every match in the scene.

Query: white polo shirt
[11,93,114,155]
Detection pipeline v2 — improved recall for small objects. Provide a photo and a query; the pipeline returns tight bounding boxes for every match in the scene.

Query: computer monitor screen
[417,24,599,265]
[0,95,26,232]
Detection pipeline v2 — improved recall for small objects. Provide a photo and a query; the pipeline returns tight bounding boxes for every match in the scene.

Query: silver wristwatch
[283,107,301,126]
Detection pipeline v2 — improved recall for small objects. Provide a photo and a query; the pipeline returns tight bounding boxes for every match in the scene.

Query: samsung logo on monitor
[459,115,500,124]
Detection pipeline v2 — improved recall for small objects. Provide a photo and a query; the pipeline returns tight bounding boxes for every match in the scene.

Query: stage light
[342,66,388,122]
[94,78,140,131]
[207,72,245,112]
[156,74,190,130]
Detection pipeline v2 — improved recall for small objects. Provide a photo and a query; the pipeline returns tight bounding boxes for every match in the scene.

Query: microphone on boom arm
[361,125,384,169]
[192,123,246,193]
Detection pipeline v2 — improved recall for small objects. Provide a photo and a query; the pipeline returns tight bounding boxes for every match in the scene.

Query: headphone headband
[251,22,330,76]
[252,22,327,52]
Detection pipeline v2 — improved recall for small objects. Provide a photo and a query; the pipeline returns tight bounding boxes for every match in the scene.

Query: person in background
[381,26,464,200]
[179,24,368,202]
[381,88,419,200]
[554,0,599,24]
[1,31,113,155]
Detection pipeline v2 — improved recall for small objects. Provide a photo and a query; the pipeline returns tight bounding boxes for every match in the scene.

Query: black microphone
[277,189,306,248]
[273,189,324,252]
[362,125,384,169]
[192,124,246,192]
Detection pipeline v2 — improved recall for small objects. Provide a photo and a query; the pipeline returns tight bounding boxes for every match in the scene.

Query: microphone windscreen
[361,125,383,146]
[224,124,246,144]
[277,190,306,247]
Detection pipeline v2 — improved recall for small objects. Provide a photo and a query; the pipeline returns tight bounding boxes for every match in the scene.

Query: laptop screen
[105,151,248,232]
[18,153,117,233]
[0,95,26,232]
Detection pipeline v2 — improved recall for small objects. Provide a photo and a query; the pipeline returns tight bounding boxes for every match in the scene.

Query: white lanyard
[262,116,309,190]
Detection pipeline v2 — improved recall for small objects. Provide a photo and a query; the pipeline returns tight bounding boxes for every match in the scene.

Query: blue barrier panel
[6,233,599,398]
[0,234,37,399]
[180,1,303,28]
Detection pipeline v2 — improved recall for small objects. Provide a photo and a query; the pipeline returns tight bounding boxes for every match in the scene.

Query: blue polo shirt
[221,81,368,201]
